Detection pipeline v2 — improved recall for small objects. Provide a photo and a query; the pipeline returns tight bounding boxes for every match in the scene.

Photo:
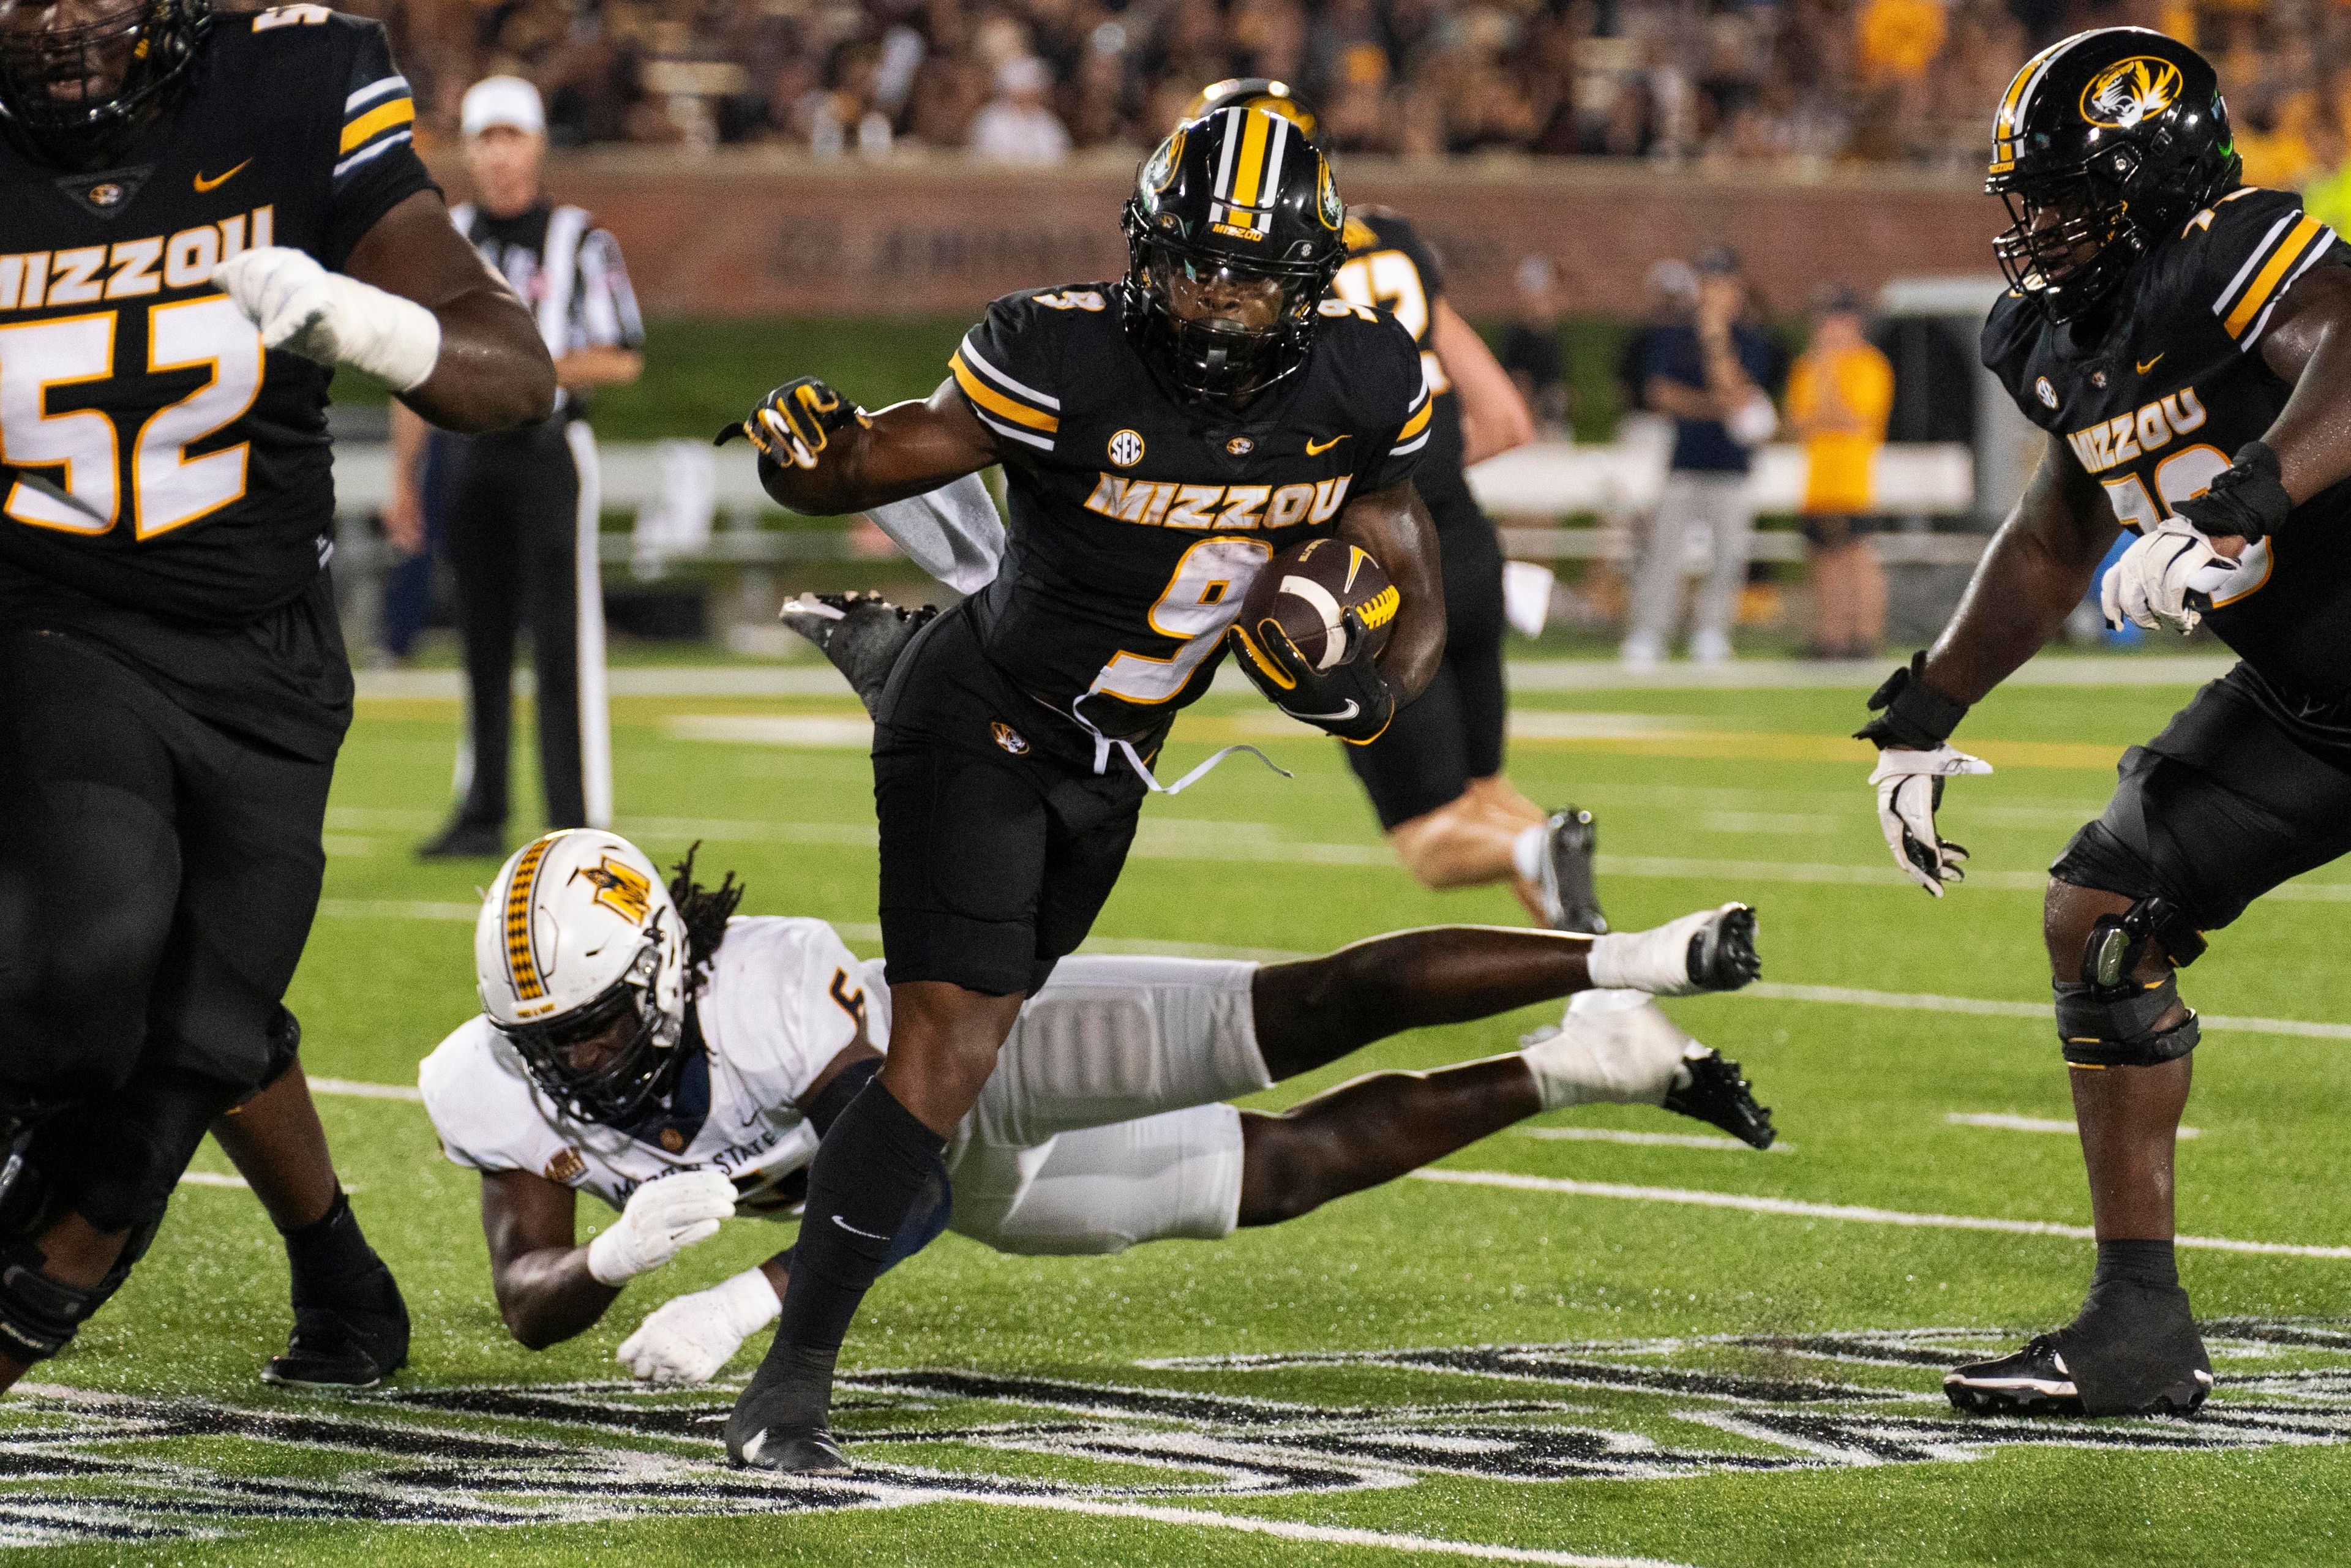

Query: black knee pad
[2055,975,2200,1067]
[40,1067,241,1234]
[0,1238,102,1362]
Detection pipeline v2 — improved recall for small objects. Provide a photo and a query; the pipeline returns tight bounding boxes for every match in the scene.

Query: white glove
[583,1169,739,1286]
[212,246,442,391]
[617,1267,781,1386]
[2101,520,2238,636]
[1868,745,1993,897]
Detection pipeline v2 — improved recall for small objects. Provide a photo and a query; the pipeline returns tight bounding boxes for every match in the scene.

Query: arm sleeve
[863,472,1006,595]
[2191,187,2346,352]
[576,227,647,352]
[323,18,435,271]
[948,293,1063,456]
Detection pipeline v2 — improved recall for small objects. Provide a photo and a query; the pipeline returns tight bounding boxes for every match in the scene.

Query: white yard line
[1946,1111,2202,1139]
[1519,1127,1790,1153]
[307,1076,424,1103]
[864,1487,1700,1567]
[1409,1169,2351,1259]
[1744,980,2351,1041]
[175,1171,249,1189]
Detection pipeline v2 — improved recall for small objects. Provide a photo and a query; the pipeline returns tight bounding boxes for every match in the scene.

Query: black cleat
[416,817,506,860]
[1685,903,1761,991]
[728,1422,852,1474]
[1949,1281,2212,1417]
[1663,1049,1775,1149]
[263,1250,410,1390]
[780,591,938,718]
[1537,807,1607,934]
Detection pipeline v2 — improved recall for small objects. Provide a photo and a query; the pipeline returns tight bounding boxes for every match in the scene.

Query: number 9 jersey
[1982,183,2351,698]
[948,280,1430,745]
[0,7,432,631]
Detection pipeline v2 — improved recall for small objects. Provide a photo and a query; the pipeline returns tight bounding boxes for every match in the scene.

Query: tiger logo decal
[2080,56,2184,130]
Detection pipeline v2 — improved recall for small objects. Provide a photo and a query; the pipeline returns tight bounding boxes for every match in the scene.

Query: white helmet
[475,829,688,1123]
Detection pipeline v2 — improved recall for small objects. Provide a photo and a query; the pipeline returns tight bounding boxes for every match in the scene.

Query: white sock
[1568,986,1651,1018]
[1586,907,1717,996]
[1510,823,1547,885]
[1520,1000,1697,1111]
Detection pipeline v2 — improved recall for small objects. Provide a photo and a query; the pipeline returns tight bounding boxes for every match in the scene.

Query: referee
[397,77,645,858]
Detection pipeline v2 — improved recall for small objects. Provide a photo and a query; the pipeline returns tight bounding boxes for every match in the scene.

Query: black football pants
[0,626,331,1231]
[440,418,612,831]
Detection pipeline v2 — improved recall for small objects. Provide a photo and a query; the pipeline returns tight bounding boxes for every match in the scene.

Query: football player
[717,107,1455,1470]
[0,0,555,1393]
[1188,79,1603,932]
[424,831,1772,1388]
[1861,28,2351,1417]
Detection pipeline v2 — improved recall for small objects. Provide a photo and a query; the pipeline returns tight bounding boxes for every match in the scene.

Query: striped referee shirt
[448,200,645,416]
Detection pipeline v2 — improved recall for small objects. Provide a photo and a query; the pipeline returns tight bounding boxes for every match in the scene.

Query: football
[1236,538,1398,675]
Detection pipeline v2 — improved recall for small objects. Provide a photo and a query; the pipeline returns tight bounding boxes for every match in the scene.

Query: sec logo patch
[2036,376,2057,408]
[1108,429,1145,467]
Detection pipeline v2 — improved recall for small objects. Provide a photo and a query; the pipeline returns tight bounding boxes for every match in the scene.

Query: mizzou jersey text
[1333,209,1477,534]
[0,6,432,625]
[948,283,1429,742]
[1984,184,2351,697]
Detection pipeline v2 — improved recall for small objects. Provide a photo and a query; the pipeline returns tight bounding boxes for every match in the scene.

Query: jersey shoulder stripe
[953,289,1093,453]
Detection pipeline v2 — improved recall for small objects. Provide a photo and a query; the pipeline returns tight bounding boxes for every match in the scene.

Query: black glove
[713,377,869,469]
[2173,439,2291,545]
[1229,609,1395,744]
[1854,651,1968,749]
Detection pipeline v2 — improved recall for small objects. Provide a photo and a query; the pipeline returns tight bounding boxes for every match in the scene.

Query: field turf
[18,654,2351,1566]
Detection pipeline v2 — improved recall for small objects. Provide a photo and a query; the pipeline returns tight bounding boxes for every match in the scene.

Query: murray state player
[0,0,554,1392]
[718,106,1463,1470]
[1862,28,2351,1416]
[424,831,1771,1386]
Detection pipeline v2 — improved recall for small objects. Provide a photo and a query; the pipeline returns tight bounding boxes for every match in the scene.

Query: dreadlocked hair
[667,842,746,988]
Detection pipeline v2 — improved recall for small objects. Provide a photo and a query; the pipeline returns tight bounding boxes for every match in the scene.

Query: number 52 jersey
[948,284,1430,744]
[0,7,433,627]
[1982,184,2351,699]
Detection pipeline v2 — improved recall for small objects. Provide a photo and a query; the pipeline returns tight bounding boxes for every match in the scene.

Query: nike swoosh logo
[1292,700,1360,722]
[1305,435,1350,456]
[2136,354,2163,374]
[831,1214,891,1242]
[194,159,250,193]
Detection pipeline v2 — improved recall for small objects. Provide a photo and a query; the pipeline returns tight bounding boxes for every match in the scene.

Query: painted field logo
[7,1321,2351,1555]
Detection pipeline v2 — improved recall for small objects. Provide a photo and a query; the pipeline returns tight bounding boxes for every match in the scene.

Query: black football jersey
[1984,184,2351,698]
[1333,209,1480,533]
[948,283,1429,741]
[0,7,432,626]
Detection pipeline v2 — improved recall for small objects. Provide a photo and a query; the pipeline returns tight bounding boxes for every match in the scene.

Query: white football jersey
[420,917,891,1214]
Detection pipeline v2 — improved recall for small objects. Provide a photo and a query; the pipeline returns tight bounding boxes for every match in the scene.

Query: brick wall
[436,151,2001,320]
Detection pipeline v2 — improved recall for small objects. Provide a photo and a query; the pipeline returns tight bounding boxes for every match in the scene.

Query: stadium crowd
[346,0,2341,169]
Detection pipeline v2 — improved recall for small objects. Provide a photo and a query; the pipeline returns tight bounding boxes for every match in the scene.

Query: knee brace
[2083,895,2208,991]
[2055,975,2200,1067]
[0,1240,100,1362]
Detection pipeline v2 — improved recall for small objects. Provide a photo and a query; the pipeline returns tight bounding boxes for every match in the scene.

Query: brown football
[1235,538,1397,678]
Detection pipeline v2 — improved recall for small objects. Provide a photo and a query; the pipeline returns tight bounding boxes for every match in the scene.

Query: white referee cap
[462,75,546,138]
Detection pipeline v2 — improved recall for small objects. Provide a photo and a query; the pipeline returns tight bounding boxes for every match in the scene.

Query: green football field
[18,652,2351,1567]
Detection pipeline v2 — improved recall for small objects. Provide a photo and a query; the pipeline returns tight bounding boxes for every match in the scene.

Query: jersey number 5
[1090,536,1273,705]
[0,297,260,538]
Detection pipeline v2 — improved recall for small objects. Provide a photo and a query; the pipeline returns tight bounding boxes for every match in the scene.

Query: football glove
[212,247,441,391]
[1868,745,1992,898]
[583,1169,738,1286]
[2101,519,2238,636]
[1229,608,1395,743]
[617,1267,779,1386]
[2172,439,2291,545]
[714,377,869,470]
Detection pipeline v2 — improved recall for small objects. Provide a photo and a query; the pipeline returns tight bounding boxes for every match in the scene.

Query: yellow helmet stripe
[503,833,560,1002]
[1989,34,2083,173]
[1225,109,1278,231]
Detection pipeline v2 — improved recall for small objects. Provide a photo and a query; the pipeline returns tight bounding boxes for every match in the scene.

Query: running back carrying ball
[1236,539,1398,672]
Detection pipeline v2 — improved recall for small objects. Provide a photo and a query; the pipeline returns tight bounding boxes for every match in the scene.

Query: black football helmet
[1183,77,1321,143]
[1987,27,2239,323]
[1122,105,1348,406]
[0,0,212,170]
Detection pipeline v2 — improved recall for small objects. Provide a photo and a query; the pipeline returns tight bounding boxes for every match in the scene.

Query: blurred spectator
[970,55,1072,163]
[1621,245,1786,669]
[1785,284,1894,660]
[1499,255,1570,438]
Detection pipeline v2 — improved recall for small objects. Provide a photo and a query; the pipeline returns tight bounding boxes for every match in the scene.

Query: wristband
[1854,651,1968,749]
